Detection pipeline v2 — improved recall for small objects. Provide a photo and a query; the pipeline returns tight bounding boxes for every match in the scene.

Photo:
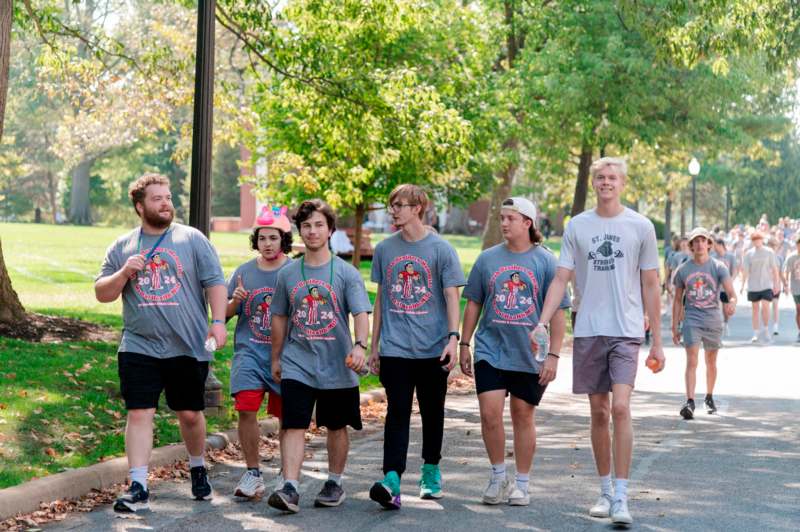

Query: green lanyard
[137,225,171,260]
[300,255,335,295]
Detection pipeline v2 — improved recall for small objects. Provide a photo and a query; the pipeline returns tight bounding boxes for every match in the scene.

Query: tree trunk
[351,202,365,267]
[679,191,686,236]
[0,238,26,322]
[0,0,10,142]
[0,0,27,323]
[664,196,672,247]
[570,144,593,216]
[69,158,95,225]
[725,185,730,232]
[481,140,519,250]
[47,169,58,224]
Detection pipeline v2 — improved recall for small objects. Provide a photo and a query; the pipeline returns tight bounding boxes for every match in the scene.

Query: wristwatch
[448,331,461,341]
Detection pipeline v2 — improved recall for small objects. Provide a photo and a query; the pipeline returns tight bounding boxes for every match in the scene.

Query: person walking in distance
[226,206,294,499]
[740,231,780,344]
[95,174,227,513]
[367,185,465,509]
[711,238,738,336]
[459,198,570,507]
[267,199,372,514]
[672,228,736,419]
[782,235,800,343]
[536,157,665,526]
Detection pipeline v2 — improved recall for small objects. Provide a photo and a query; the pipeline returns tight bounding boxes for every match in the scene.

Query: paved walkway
[47,294,800,531]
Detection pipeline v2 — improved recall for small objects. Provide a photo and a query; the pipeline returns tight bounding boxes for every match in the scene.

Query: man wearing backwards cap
[460,197,569,507]
[672,228,736,419]
[225,206,294,499]
[740,230,780,343]
[537,157,664,526]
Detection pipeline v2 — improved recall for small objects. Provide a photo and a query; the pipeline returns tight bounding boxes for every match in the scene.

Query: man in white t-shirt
[538,157,664,526]
[740,231,780,343]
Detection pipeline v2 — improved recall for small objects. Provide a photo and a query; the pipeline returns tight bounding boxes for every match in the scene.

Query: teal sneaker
[369,471,401,510]
[419,464,443,499]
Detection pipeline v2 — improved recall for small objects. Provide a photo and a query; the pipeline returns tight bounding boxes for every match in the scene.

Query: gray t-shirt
[783,252,800,295]
[711,250,736,277]
[371,231,465,359]
[743,247,778,292]
[558,208,660,338]
[668,251,689,271]
[271,256,372,389]
[463,244,570,374]
[673,258,730,329]
[97,223,225,361]
[227,257,292,395]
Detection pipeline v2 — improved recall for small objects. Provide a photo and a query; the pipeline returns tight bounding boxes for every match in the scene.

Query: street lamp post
[689,157,700,228]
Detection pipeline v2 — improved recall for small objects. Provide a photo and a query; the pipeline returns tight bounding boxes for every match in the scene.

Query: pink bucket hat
[255,205,291,234]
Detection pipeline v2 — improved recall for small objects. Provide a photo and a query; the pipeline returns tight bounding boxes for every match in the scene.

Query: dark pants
[379,356,448,477]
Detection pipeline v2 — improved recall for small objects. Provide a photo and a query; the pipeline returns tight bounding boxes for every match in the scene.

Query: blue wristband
[211,319,224,325]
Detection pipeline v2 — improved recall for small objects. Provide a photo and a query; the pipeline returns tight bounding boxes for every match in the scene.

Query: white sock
[600,474,613,497]
[328,472,342,486]
[286,479,299,489]
[188,455,205,468]
[130,466,148,491]
[491,463,506,480]
[515,472,529,493]
[614,478,628,501]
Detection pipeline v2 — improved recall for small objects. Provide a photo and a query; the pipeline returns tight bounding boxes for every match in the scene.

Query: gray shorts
[682,325,722,350]
[572,336,642,394]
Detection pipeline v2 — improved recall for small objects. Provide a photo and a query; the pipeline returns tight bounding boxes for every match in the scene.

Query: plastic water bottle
[531,326,549,363]
[204,336,217,353]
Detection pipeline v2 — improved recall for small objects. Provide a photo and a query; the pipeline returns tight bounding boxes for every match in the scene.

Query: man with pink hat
[740,230,780,343]
[225,205,294,499]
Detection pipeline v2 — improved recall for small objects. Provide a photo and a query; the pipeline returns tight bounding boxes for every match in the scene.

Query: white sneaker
[750,334,759,343]
[507,486,530,506]
[482,474,511,505]
[589,494,613,517]
[772,324,779,336]
[234,470,266,499]
[610,498,633,525]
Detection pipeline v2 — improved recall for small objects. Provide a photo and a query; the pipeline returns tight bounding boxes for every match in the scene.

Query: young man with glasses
[367,185,464,509]
[267,199,372,514]
[459,197,569,507]
[95,174,227,512]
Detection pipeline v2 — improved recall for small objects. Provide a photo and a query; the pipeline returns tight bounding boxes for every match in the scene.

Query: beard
[142,205,175,229]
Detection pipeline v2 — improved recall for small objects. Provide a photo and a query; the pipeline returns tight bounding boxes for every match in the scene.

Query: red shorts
[234,389,282,418]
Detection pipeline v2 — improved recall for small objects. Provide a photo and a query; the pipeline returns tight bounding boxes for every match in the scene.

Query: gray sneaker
[268,482,300,514]
[314,480,345,507]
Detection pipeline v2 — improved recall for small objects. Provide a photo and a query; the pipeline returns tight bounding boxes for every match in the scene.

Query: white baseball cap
[502,197,538,225]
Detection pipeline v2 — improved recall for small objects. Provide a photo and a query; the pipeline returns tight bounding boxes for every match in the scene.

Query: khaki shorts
[572,336,641,394]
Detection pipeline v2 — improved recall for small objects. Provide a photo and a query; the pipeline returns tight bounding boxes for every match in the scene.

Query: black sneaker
[705,396,717,414]
[113,481,150,513]
[314,480,345,507]
[190,466,213,500]
[680,399,695,420]
[268,482,300,513]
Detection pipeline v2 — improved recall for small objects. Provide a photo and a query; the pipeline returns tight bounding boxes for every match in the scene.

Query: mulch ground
[0,313,117,343]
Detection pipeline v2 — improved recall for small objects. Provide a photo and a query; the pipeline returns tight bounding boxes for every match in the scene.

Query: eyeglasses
[388,202,417,212]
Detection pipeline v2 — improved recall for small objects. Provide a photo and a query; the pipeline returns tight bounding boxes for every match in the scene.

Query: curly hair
[250,227,293,254]
[128,173,170,211]
[293,199,336,233]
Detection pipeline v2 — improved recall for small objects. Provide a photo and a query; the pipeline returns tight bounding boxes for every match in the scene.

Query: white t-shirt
[558,207,659,338]
[742,246,778,292]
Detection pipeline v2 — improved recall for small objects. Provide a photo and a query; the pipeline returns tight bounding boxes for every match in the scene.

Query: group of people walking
[96,157,668,526]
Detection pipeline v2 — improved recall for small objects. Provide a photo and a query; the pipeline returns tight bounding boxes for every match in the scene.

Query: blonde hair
[590,157,628,179]
[388,184,429,221]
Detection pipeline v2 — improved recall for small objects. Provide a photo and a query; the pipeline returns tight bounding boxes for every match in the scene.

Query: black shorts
[720,292,729,304]
[474,360,546,406]
[280,379,362,431]
[747,289,773,302]
[118,352,208,411]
